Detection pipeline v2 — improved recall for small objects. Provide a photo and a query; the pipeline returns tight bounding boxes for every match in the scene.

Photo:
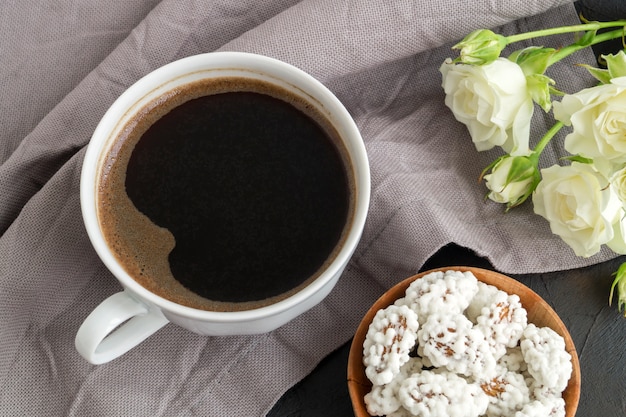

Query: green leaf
[573,28,598,47]
[506,156,537,184]
[609,262,626,316]
[548,85,566,96]
[526,74,555,112]
[604,50,626,79]
[578,64,612,84]
[561,155,594,164]
[510,46,557,76]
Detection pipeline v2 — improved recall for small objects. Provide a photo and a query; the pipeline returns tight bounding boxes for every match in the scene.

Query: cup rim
[81,52,370,322]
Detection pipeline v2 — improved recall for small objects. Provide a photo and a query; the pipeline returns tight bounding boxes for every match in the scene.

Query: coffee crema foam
[96,76,356,312]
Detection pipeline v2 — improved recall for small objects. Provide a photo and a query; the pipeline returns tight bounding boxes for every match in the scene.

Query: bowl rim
[347,266,581,417]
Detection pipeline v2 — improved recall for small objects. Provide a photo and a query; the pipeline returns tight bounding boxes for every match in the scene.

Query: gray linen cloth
[0,0,612,415]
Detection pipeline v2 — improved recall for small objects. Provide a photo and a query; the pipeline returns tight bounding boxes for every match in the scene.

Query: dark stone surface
[575,0,626,66]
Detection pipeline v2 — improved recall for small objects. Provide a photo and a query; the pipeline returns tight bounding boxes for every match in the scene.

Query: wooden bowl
[347,266,580,417]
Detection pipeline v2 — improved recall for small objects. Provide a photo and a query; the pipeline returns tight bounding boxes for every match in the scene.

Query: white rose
[607,167,626,254]
[610,166,626,205]
[440,57,533,156]
[553,76,626,167]
[533,162,620,257]
[485,166,531,204]
[607,213,626,255]
[483,155,538,209]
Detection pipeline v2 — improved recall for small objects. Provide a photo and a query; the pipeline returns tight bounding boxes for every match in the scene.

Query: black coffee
[97,77,354,311]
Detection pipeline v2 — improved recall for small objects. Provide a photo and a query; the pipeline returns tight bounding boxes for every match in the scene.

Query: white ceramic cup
[75,52,370,364]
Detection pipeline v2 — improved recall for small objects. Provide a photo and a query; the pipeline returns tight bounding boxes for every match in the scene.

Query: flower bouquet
[440,17,626,315]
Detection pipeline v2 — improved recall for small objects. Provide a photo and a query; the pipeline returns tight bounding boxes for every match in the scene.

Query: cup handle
[75,290,169,364]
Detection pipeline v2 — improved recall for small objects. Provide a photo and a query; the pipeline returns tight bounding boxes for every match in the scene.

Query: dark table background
[269,244,626,416]
[269,2,626,415]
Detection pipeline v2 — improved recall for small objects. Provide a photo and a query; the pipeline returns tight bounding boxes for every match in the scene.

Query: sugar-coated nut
[364,383,402,416]
[400,270,479,325]
[363,304,419,386]
[520,324,572,392]
[530,382,565,403]
[476,291,528,359]
[527,378,567,417]
[398,370,489,417]
[364,357,424,416]
[478,366,531,416]
[417,312,497,378]
[466,281,502,322]
[514,397,566,417]
[398,356,425,377]
[386,407,414,417]
[497,347,528,373]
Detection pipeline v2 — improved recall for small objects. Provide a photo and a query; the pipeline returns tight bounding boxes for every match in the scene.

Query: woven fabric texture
[0,1,607,415]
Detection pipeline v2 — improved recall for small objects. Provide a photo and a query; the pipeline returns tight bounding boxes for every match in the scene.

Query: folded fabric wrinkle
[1,1,623,416]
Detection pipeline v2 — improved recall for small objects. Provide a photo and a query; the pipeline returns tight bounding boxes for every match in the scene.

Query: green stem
[533,121,564,155]
[548,27,626,65]
[506,21,626,44]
